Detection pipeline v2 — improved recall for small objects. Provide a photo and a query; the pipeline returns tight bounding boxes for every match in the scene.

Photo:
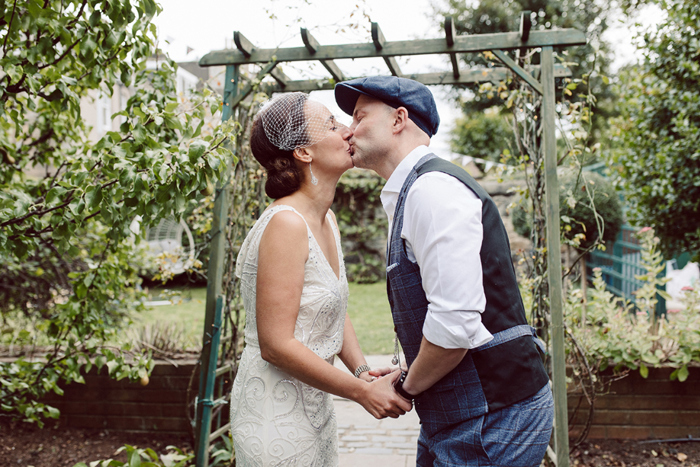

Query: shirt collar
[380,145,433,219]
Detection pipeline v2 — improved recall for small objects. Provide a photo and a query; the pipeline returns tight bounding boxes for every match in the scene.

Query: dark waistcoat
[386,154,549,436]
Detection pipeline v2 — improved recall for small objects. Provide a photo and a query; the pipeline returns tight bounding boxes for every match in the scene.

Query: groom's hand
[360,369,413,419]
[368,366,394,379]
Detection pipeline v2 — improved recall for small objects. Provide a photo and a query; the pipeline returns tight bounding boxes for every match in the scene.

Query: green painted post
[541,45,570,467]
[195,295,224,466]
[195,64,239,467]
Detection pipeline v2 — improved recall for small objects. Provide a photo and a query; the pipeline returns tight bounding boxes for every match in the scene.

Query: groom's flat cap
[334,76,440,137]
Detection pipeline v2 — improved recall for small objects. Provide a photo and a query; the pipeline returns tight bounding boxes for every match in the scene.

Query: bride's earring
[309,162,318,186]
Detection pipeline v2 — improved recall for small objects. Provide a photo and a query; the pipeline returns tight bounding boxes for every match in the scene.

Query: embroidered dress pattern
[230,205,348,467]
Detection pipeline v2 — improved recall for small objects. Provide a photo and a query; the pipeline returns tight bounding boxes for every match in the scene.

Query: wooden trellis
[195,13,586,467]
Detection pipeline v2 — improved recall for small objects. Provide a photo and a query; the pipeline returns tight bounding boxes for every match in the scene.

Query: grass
[347,281,395,355]
[138,282,395,355]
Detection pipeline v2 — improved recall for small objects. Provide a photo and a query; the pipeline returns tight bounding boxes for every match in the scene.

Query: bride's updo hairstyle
[250,92,333,199]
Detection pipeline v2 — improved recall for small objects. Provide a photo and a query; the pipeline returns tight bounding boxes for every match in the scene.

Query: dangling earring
[309,162,318,186]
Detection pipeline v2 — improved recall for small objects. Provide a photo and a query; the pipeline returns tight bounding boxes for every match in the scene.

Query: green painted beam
[301,27,345,82]
[257,65,571,94]
[199,29,586,66]
[233,31,254,58]
[230,61,278,109]
[372,22,402,77]
[492,49,543,95]
[541,45,570,467]
[445,16,460,79]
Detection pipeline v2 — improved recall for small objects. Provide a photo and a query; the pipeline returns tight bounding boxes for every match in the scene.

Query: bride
[229,92,412,466]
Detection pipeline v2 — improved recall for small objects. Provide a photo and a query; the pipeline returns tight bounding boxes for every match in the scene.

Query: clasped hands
[356,366,413,420]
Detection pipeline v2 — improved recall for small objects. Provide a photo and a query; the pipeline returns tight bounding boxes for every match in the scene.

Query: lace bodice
[230,205,348,467]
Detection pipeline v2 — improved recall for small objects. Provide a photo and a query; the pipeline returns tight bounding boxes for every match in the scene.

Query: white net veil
[257,92,340,152]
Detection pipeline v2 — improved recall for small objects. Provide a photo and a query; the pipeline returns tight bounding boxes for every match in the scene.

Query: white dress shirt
[381,145,494,350]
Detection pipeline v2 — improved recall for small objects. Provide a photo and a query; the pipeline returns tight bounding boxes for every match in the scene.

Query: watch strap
[393,370,418,401]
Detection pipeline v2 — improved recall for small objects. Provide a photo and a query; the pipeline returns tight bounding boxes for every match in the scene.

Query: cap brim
[334,82,374,116]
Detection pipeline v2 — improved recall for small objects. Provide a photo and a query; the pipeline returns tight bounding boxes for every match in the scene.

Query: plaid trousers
[416,384,554,467]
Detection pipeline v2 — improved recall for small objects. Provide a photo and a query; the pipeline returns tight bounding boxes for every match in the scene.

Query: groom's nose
[342,125,353,140]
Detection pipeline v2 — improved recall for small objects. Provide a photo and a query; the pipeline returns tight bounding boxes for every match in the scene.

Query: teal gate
[586,224,666,315]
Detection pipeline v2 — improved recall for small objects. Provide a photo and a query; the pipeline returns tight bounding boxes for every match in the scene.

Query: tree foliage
[0,0,234,424]
[512,170,623,251]
[609,0,700,262]
[434,0,617,161]
[449,109,516,162]
[332,170,388,283]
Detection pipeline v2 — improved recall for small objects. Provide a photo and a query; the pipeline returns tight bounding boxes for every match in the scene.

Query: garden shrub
[512,170,623,251]
[332,169,388,283]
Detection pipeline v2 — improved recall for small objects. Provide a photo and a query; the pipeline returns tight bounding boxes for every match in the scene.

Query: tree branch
[3,0,17,55]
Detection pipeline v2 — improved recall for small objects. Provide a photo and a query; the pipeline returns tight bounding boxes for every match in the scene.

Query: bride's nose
[341,125,353,140]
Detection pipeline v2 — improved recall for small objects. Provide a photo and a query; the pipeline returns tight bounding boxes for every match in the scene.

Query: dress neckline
[264,205,342,282]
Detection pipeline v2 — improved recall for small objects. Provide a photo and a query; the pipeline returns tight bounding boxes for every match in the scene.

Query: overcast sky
[153,0,662,153]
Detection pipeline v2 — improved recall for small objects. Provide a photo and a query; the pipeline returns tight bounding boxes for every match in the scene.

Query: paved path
[334,355,420,467]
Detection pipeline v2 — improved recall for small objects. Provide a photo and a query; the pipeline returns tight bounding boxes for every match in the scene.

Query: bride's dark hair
[250,93,308,199]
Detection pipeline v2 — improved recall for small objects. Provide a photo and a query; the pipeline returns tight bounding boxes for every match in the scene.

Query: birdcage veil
[257,92,338,152]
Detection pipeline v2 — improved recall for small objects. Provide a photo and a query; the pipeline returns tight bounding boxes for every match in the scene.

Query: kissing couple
[228,76,554,467]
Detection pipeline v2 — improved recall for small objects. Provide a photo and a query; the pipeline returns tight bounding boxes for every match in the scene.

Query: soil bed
[2,419,700,466]
[1,419,192,467]
[571,439,700,466]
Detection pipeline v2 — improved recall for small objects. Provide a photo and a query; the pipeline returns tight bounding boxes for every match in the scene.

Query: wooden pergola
[195,14,586,467]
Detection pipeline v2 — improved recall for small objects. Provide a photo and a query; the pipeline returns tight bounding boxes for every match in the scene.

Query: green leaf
[129,449,142,467]
[187,140,208,163]
[678,365,689,382]
[85,186,103,210]
[165,102,179,112]
[639,363,648,379]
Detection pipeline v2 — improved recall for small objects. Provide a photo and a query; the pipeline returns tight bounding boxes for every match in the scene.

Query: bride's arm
[338,313,373,382]
[256,211,411,419]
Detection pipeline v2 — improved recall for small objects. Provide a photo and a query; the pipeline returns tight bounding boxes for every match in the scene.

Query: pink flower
[667,309,681,313]
[593,267,602,272]
[681,286,694,292]
[639,227,652,233]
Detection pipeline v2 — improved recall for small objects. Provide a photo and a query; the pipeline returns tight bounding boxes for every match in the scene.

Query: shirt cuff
[422,310,494,350]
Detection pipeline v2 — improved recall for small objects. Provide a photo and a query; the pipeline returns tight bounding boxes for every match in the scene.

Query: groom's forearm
[401,336,467,396]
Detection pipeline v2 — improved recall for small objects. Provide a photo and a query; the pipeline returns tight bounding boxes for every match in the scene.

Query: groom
[335,76,554,466]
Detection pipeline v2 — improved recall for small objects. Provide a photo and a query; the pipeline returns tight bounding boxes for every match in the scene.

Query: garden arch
[195,15,586,467]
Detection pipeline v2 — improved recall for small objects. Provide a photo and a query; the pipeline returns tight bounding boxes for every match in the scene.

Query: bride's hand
[359,369,413,419]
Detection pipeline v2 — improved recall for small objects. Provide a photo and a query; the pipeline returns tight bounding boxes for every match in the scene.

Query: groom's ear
[292,147,312,163]
[392,107,409,135]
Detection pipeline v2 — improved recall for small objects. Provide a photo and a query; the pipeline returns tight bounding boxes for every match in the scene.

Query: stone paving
[334,355,421,467]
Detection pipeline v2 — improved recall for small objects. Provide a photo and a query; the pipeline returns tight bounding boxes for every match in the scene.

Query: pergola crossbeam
[445,17,460,79]
[517,11,533,65]
[229,61,278,109]
[201,29,586,66]
[233,31,254,58]
[372,23,403,77]
[258,65,572,94]
[492,49,543,95]
[301,28,345,82]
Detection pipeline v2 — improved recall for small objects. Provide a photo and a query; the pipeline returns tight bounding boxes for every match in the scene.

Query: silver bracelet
[354,364,371,378]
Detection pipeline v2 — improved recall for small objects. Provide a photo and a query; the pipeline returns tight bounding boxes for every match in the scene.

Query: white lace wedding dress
[230,205,348,467]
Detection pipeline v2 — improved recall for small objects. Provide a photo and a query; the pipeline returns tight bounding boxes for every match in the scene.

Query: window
[96,94,112,135]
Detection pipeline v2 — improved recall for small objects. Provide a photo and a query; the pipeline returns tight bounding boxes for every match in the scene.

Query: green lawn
[139,282,395,355]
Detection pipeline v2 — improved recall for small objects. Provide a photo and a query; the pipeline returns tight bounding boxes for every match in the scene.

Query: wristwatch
[393,370,419,402]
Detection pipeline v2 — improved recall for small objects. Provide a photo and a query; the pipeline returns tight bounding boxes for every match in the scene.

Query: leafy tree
[449,109,516,163]
[609,0,700,262]
[0,0,234,424]
[433,0,618,161]
[512,170,623,251]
